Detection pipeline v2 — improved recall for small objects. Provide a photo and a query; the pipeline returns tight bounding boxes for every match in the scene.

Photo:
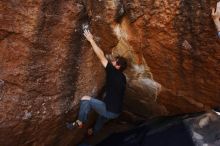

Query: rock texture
[95,111,220,146]
[0,0,219,145]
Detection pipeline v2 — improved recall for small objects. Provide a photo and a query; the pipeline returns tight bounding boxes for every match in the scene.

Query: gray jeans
[78,98,119,133]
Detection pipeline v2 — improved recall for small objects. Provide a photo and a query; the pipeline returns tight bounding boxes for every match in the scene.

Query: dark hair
[115,56,127,72]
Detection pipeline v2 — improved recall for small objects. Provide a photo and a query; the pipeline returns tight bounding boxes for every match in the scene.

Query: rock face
[0,0,219,145]
[96,111,220,146]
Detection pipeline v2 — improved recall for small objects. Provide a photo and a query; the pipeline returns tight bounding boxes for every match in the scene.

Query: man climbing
[212,1,220,38]
[66,30,127,135]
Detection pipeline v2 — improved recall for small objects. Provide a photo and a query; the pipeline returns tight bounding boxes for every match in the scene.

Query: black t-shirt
[104,62,126,114]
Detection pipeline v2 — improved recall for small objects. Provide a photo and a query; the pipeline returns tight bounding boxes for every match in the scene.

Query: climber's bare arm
[83,30,108,67]
[212,2,220,33]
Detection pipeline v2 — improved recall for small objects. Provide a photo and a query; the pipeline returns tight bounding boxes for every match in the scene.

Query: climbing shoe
[66,120,83,130]
[87,128,94,137]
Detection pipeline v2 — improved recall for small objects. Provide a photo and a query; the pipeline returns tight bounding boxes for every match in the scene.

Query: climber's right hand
[83,30,94,42]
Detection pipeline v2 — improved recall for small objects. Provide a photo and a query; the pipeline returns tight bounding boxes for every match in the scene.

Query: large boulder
[0,0,219,145]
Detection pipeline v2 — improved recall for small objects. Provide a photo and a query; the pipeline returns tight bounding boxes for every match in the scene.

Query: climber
[212,1,220,38]
[66,30,127,135]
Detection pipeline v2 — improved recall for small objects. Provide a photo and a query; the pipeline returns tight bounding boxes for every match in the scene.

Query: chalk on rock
[0,80,4,87]
[182,40,192,49]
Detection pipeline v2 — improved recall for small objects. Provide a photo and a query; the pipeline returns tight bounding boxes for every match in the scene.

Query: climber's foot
[66,120,83,130]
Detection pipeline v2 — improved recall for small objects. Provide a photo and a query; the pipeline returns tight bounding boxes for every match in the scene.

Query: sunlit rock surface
[0,0,219,145]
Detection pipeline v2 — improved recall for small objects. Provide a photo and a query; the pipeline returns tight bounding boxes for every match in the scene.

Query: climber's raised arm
[212,1,220,38]
[83,30,108,67]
